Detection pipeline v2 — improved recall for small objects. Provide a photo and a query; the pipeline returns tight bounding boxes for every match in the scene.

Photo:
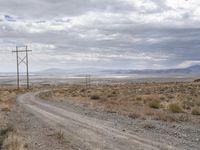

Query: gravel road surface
[16,92,180,150]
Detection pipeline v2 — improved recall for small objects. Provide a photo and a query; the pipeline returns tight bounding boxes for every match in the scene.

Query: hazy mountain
[103,65,200,75]
[40,68,67,73]
[38,65,200,75]
[38,67,102,75]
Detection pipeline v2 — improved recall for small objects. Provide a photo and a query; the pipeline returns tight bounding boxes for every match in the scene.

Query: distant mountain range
[39,65,200,76]
[39,67,101,74]
[103,65,200,75]
[40,68,67,73]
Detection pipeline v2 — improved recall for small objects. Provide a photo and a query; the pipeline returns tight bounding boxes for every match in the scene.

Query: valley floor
[0,81,200,150]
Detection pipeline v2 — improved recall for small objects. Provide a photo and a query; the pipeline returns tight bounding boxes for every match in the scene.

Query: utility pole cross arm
[12,46,32,89]
[12,50,32,53]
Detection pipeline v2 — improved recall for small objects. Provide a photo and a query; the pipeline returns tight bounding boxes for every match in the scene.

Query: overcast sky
[0,0,200,72]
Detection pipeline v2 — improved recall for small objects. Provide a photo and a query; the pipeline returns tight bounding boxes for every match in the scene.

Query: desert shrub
[39,91,53,100]
[159,96,165,101]
[194,79,200,82]
[143,123,155,129]
[147,110,189,122]
[148,100,160,109]
[1,107,10,112]
[80,88,86,92]
[0,125,15,136]
[2,132,24,150]
[0,125,24,150]
[191,107,200,115]
[136,97,142,101]
[182,100,195,110]
[90,95,100,100]
[167,94,174,99]
[156,113,177,122]
[107,94,114,98]
[55,130,64,141]
[145,109,177,122]
[128,113,140,119]
[168,103,183,113]
[112,91,117,95]
[178,114,189,122]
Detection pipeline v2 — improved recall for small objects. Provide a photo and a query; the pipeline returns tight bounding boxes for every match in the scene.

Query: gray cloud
[0,0,135,19]
[0,0,200,71]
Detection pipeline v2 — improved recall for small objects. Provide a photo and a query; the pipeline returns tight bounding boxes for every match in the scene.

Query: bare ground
[1,81,200,150]
[41,82,200,123]
[8,97,74,150]
[8,91,200,150]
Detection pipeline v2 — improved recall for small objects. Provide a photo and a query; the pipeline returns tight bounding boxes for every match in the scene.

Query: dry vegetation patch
[0,87,29,150]
[41,82,200,122]
[191,107,200,115]
[148,100,160,109]
[2,131,24,150]
[168,103,183,113]
[0,125,25,150]
[0,88,26,112]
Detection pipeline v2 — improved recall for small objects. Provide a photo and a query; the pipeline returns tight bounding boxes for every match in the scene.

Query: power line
[12,46,32,89]
[85,74,91,88]
[0,50,11,52]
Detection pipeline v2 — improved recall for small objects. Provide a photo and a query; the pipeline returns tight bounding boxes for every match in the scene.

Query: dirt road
[16,92,177,150]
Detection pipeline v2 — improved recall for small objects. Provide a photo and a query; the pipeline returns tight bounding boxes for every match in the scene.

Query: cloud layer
[0,0,200,71]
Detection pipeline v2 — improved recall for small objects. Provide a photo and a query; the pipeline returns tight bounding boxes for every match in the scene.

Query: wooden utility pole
[25,46,30,89]
[85,74,91,88]
[16,46,20,89]
[12,46,32,89]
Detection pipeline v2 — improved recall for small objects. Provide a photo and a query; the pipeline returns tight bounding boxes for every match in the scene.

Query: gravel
[4,92,200,150]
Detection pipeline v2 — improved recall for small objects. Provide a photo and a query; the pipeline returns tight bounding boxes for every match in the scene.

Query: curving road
[17,92,177,150]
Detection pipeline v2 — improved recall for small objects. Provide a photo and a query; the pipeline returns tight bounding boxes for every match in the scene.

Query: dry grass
[41,82,200,122]
[0,125,24,150]
[0,90,17,112]
[1,104,11,112]
[0,87,29,150]
[148,100,160,109]
[2,132,24,150]
[168,103,183,113]
[55,130,65,142]
[145,109,189,122]
[0,87,29,112]
[191,107,200,115]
